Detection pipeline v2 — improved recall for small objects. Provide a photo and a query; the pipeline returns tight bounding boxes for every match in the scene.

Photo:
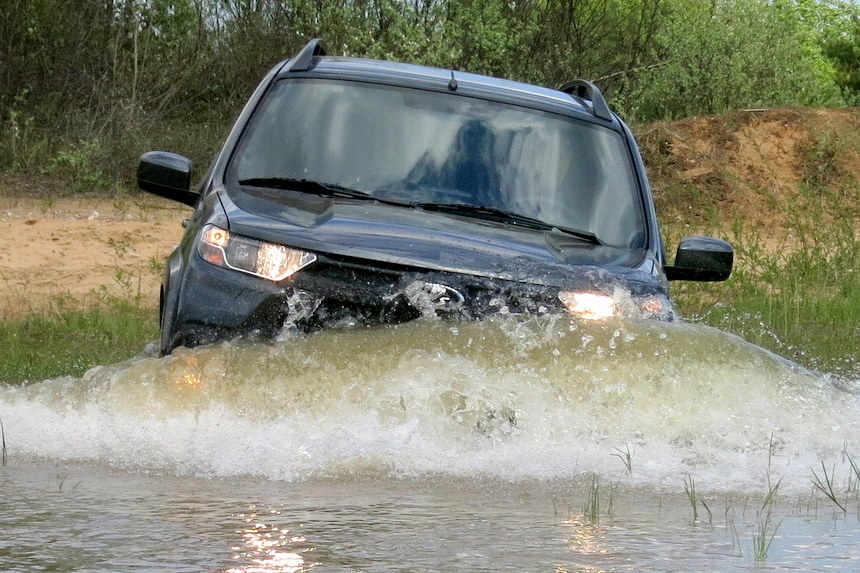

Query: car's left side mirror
[137,151,199,207]
[664,235,733,282]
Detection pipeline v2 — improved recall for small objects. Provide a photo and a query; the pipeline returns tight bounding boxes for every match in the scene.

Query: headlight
[198,224,316,281]
[559,289,669,320]
[558,291,616,320]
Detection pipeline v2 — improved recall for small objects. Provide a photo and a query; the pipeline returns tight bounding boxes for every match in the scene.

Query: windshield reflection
[230,79,645,248]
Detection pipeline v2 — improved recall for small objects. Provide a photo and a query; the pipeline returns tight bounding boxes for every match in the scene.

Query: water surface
[2,316,858,571]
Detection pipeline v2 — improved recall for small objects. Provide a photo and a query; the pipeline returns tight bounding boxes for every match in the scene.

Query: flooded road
[2,316,859,571]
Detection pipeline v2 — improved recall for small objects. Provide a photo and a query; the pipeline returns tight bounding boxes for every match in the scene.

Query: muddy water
[1,316,859,571]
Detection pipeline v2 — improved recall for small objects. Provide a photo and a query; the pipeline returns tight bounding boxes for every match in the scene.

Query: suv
[138,39,733,355]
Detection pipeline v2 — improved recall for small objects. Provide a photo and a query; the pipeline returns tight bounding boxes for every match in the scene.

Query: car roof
[275,54,618,129]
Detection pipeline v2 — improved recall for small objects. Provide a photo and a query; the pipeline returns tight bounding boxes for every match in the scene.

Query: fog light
[558,291,616,320]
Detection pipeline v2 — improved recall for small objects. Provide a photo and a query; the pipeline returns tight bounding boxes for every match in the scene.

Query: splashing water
[2,315,856,493]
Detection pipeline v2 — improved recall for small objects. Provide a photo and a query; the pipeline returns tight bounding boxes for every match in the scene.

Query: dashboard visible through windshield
[228,78,646,248]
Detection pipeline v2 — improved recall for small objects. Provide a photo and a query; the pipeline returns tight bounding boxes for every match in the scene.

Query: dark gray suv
[138,39,733,354]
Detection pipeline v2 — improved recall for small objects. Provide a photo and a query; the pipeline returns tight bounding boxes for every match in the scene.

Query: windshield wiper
[238,177,409,206]
[237,181,602,245]
[413,202,602,245]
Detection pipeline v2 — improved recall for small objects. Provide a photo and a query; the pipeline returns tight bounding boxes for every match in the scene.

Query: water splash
[1,316,857,491]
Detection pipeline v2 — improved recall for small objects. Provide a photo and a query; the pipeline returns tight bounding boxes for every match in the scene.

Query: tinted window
[229,79,646,248]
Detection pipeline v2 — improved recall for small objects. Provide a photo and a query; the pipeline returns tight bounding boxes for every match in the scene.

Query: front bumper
[168,250,673,350]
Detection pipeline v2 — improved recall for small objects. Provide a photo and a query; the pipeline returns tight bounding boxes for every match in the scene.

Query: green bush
[48,139,109,192]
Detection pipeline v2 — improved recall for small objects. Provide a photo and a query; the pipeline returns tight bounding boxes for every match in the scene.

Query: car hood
[220,185,664,294]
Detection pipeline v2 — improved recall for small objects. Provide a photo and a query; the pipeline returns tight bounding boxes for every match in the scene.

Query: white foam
[1,317,857,493]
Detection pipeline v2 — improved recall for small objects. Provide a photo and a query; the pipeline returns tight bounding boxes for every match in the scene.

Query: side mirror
[137,151,199,207]
[664,236,733,282]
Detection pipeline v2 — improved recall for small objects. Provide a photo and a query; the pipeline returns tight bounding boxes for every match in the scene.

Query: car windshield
[228,78,646,248]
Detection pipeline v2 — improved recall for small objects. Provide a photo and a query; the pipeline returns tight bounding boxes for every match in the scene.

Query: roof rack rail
[559,80,612,121]
[287,38,328,72]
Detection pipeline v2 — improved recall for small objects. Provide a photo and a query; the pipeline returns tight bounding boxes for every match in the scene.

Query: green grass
[752,479,782,562]
[683,474,712,525]
[687,295,860,375]
[0,303,157,384]
[669,214,860,377]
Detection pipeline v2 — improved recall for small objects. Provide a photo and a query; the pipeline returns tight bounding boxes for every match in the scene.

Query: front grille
[280,254,563,331]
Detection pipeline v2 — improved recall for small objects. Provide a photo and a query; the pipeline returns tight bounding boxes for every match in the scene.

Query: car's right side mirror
[664,235,733,282]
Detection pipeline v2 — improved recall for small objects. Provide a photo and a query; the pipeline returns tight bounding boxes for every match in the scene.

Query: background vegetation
[1,0,859,188]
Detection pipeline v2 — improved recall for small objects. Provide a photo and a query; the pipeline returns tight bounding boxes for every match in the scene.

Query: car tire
[159,286,178,356]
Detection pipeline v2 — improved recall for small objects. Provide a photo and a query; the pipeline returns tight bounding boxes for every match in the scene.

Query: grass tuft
[683,474,699,523]
[582,474,617,524]
[811,461,847,513]
[0,415,6,466]
[847,451,860,493]
[752,502,781,562]
[682,474,713,526]
[752,477,782,562]
[729,519,742,557]
[611,444,634,473]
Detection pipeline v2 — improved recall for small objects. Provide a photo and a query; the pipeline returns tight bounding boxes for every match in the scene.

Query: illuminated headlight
[558,291,616,320]
[198,224,316,281]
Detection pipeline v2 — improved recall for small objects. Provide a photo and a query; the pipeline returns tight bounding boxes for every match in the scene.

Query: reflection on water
[0,314,858,571]
[559,520,610,572]
[2,464,858,572]
[228,509,309,573]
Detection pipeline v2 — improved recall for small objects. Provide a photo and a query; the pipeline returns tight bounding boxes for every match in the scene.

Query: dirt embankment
[637,107,860,239]
[1,107,858,316]
[0,193,190,316]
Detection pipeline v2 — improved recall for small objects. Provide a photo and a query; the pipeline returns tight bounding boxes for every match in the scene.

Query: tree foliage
[820,3,860,103]
[627,0,844,119]
[0,0,857,179]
